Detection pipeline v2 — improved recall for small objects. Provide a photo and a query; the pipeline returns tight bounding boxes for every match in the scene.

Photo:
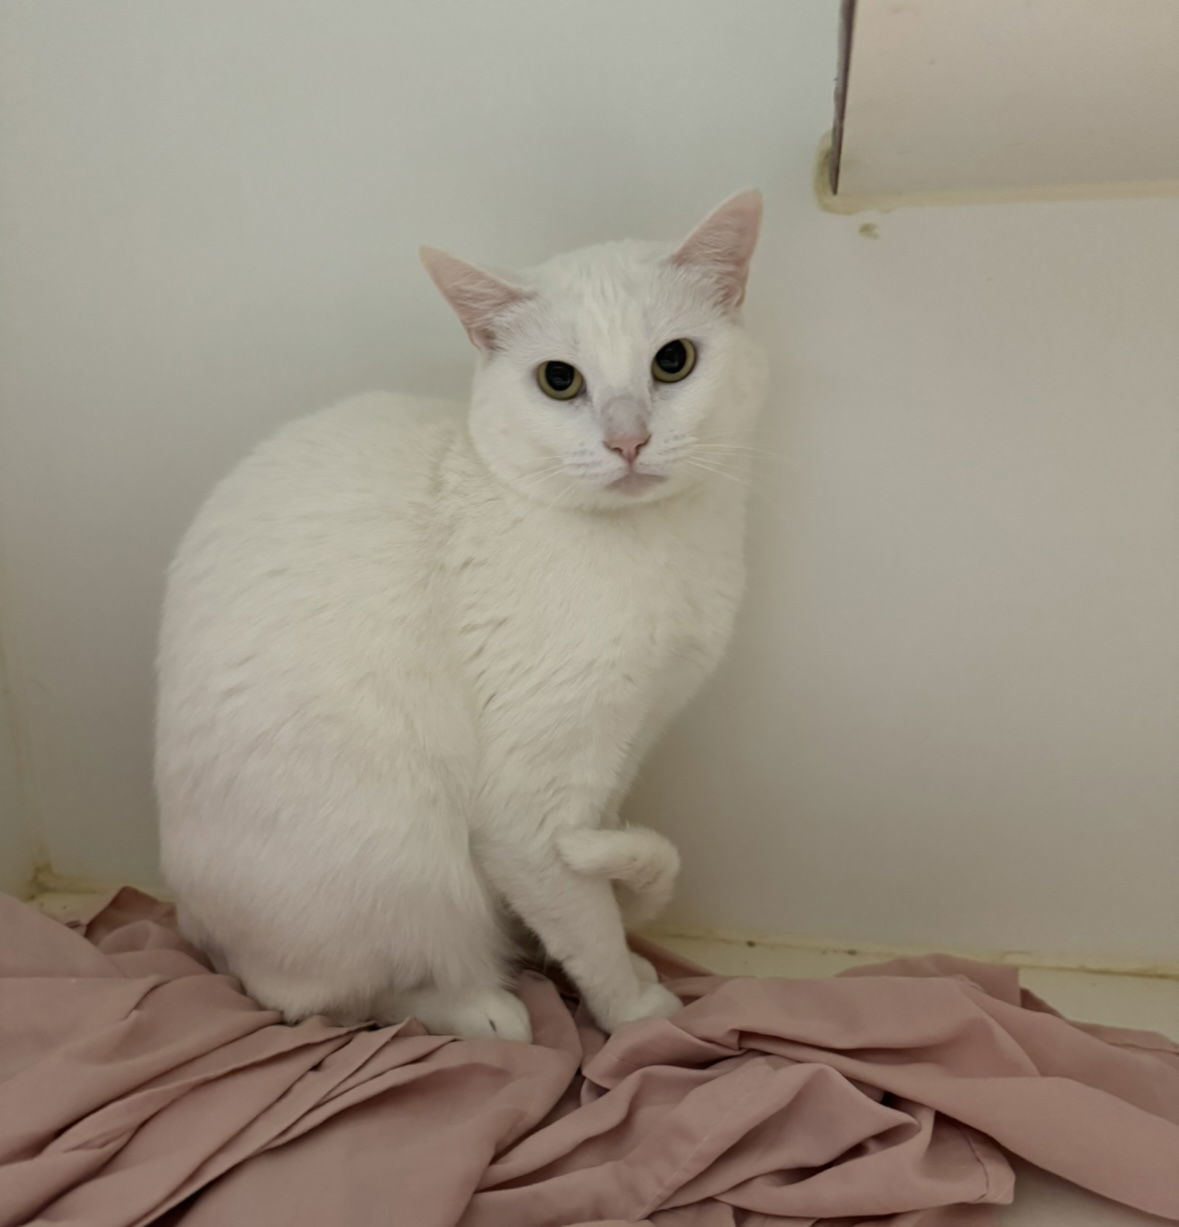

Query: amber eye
[537,360,584,400]
[651,338,696,383]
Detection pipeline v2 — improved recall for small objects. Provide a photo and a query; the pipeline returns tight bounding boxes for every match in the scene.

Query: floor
[659,933,1179,1227]
[32,893,1178,1225]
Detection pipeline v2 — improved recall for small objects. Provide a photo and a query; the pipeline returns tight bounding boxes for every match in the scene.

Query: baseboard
[31,865,169,900]
[26,867,1177,982]
[649,924,1179,982]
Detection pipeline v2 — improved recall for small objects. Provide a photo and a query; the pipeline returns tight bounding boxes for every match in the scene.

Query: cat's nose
[604,433,651,466]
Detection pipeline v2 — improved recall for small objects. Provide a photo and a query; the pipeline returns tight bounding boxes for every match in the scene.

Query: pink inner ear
[419,247,532,351]
[670,189,763,308]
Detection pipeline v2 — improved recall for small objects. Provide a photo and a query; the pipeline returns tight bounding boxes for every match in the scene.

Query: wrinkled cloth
[1,890,1177,1227]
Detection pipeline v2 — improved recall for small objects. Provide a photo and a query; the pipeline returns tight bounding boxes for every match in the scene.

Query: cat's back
[171,390,460,578]
[156,390,483,926]
[160,391,466,692]
[184,390,457,539]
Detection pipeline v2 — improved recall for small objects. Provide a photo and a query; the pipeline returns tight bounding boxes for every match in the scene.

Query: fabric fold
[0,889,1175,1227]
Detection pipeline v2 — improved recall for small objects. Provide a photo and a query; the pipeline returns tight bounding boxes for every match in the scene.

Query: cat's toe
[472,988,534,1042]
[595,982,682,1033]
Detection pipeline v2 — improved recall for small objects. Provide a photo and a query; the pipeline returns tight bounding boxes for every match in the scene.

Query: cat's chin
[608,472,667,497]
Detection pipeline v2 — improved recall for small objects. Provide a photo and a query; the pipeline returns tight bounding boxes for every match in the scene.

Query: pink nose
[604,433,650,466]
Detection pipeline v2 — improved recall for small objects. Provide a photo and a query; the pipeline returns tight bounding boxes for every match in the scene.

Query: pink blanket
[1,889,1176,1226]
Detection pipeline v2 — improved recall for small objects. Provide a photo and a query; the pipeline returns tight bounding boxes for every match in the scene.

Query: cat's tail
[556,826,680,929]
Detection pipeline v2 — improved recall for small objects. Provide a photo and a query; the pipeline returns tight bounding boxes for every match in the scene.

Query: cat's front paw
[594,982,682,1034]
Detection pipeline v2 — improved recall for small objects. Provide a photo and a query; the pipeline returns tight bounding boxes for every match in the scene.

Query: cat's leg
[556,825,681,929]
[176,896,396,1026]
[368,855,533,1041]
[219,872,529,1039]
[173,767,529,1038]
[478,829,681,1034]
[591,681,698,929]
[630,952,660,983]
[226,963,378,1026]
[598,761,681,927]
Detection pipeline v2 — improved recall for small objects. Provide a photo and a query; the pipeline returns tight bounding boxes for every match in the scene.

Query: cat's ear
[669,189,762,309]
[420,247,532,352]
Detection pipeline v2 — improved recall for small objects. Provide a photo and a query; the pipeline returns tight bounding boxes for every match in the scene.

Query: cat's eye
[651,339,696,383]
[537,360,584,401]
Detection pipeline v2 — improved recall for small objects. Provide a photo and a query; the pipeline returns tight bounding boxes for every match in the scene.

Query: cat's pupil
[655,341,687,374]
[545,362,576,392]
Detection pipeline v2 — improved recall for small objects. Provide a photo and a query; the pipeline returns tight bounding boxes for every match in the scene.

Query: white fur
[156,193,767,1040]
[557,827,681,929]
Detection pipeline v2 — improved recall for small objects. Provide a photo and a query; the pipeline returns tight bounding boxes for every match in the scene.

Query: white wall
[0,1,1175,961]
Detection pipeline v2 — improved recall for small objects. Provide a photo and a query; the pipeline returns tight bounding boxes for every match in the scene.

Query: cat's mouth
[609,472,667,496]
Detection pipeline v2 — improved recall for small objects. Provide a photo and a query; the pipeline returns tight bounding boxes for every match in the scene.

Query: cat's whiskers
[520,459,573,490]
[516,459,598,510]
[690,438,795,468]
[683,453,796,527]
[681,458,751,490]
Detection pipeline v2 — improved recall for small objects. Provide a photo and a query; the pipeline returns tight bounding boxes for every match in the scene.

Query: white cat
[156,191,767,1041]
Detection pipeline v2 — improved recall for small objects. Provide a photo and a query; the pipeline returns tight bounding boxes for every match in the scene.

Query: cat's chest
[449,501,742,730]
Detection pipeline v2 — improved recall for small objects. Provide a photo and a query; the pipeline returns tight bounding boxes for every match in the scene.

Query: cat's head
[422,191,767,509]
